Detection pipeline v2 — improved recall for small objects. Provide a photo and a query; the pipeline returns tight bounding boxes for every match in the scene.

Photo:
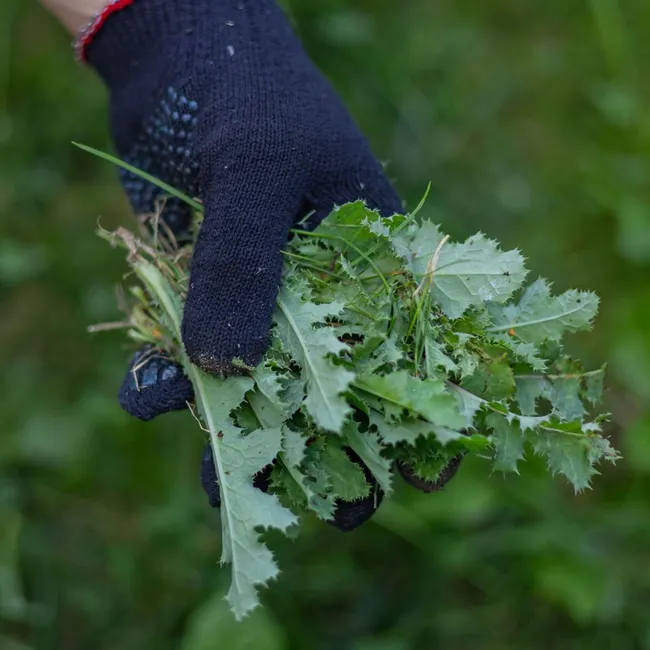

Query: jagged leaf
[102,200,615,622]
[494,336,547,371]
[488,278,599,343]
[425,338,459,375]
[585,365,606,404]
[461,359,515,401]
[487,413,525,473]
[530,434,596,492]
[515,369,598,421]
[514,375,549,416]
[369,412,463,446]
[280,427,334,520]
[193,374,297,620]
[318,445,371,501]
[393,222,527,318]
[447,383,483,428]
[275,284,354,432]
[343,419,393,494]
[132,259,297,620]
[354,371,465,429]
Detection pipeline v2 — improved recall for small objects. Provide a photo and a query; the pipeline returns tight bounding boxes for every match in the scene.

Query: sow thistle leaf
[425,338,459,375]
[369,412,464,447]
[517,375,584,421]
[393,222,527,318]
[530,433,598,492]
[249,365,290,428]
[447,383,483,429]
[507,340,547,371]
[318,445,371,501]
[585,365,606,404]
[461,359,515,401]
[280,427,334,520]
[343,419,393,495]
[514,375,550,416]
[486,413,525,473]
[274,284,354,432]
[514,364,606,420]
[488,278,599,343]
[354,371,465,429]
[195,378,297,619]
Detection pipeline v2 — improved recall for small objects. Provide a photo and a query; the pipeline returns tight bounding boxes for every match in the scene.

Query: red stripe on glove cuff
[75,0,135,61]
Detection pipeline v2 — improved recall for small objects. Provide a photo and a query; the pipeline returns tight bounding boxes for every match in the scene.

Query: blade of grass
[72,142,204,212]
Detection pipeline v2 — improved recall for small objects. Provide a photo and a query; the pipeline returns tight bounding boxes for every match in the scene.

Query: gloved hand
[83,0,462,530]
[84,0,402,376]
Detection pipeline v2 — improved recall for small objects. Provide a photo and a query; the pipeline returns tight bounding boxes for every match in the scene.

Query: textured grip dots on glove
[118,346,194,421]
[119,86,201,235]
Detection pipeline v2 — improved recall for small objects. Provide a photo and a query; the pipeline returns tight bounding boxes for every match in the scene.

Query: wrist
[40,0,111,35]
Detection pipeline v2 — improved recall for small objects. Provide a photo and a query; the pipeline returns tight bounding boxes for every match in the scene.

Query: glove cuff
[75,0,134,62]
[78,0,204,88]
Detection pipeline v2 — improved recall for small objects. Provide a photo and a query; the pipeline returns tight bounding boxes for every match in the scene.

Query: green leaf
[447,383,483,428]
[446,332,480,378]
[194,376,297,619]
[253,363,285,405]
[487,413,525,473]
[318,445,370,501]
[392,440,460,483]
[515,366,604,421]
[461,359,515,401]
[317,201,383,243]
[369,412,463,446]
[275,284,354,432]
[530,434,596,492]
[584,365,606,404]
[280,428,334,520]
[102,201,616,622]
[549,376,584,421]
[249,364,292,428]
[488,278,599,343]
[343,420,393,495]
[354,371,465,429]
[425,338,459,375]
[514,375,549,416]
[494,336,547,371]
[393,223,527,318]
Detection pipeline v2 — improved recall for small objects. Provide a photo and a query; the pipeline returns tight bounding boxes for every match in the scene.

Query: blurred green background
[2,0,650,648]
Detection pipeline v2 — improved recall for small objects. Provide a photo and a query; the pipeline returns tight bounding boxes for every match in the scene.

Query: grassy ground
[2,1,650,648]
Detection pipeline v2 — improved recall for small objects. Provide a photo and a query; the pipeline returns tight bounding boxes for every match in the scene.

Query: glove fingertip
[119,347,194,421]
[397,455,464,494]
[201,444,222,508]
[328,489,384,533]
[328,448,384,532]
